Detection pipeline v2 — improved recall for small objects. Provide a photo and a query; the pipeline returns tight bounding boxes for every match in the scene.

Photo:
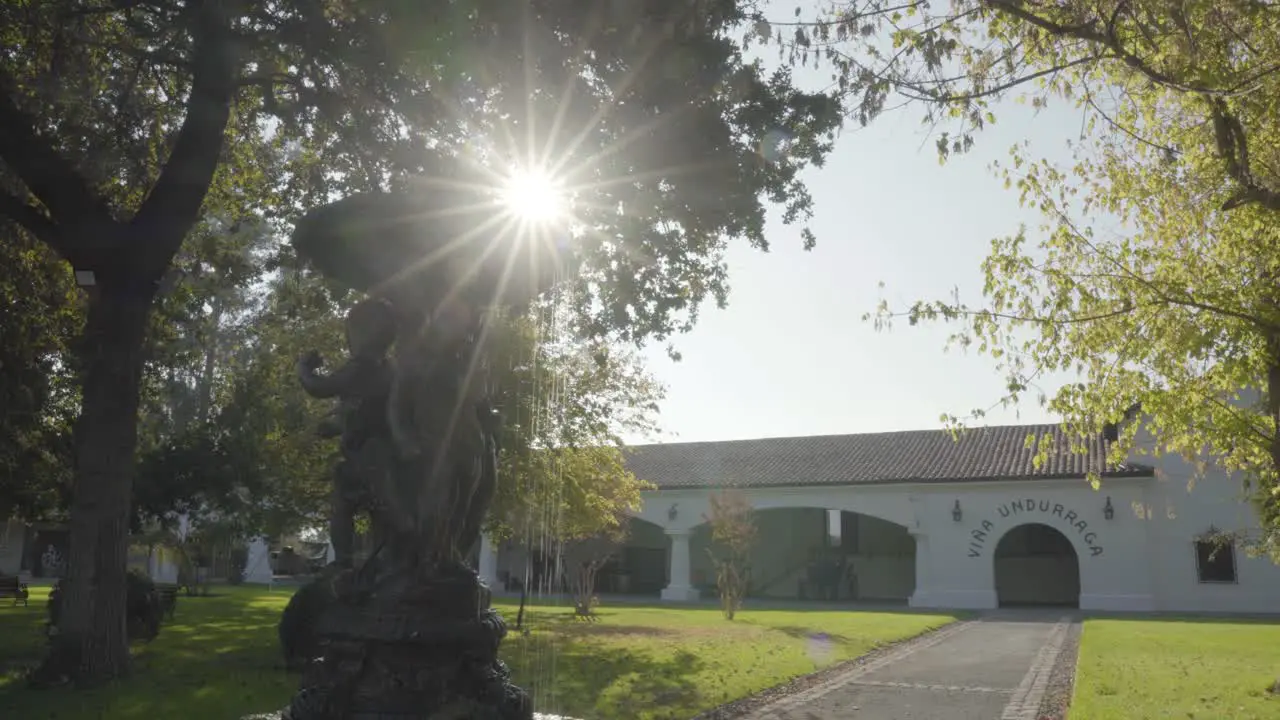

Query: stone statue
[272,187,566,720]
[296,298,401,568]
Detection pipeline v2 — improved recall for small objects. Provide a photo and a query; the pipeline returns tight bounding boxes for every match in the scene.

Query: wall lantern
[1103,496,1115,520]
[74,269,97,287]
[951,500,963,522]
[667,503,678,521]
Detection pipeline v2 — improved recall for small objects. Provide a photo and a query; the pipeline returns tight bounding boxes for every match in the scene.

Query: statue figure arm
[297,351,363,399]
[317,413,343,439]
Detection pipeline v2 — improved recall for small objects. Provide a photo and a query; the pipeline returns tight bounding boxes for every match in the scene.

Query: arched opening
[993,523,1080,608]
[599,517,668,596]
[491,516,669,597]
[688,507,915,602]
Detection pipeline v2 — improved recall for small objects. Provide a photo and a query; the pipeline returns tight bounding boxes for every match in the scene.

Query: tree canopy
[764,1,1280,552]
[476,305,661,548]
[3,0,842,682]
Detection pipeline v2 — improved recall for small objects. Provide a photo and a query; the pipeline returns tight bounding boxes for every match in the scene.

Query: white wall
[1133,431,1280,614]
[149,546,181,584]
[244,537,275,584]
[635,485,918,533]
[908,479,1152,610]
[491,452,1280,613]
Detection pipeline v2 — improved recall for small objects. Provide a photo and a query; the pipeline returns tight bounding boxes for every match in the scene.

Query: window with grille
[1194,539,1238,584]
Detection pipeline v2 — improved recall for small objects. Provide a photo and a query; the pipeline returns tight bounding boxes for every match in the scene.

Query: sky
[634,51,1093,444]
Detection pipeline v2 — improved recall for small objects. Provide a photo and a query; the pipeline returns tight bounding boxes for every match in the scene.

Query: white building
[479,422,1280,614]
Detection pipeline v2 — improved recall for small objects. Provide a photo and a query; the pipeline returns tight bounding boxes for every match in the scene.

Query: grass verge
[1071,616,1280,720]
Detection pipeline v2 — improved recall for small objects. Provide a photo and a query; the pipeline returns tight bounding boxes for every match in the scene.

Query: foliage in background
[760,1,1280,553]
[0,229,78,523]
[135,265,350,543]
[485,306,661,546]
[704,490,756,620]
[479,305,658,620]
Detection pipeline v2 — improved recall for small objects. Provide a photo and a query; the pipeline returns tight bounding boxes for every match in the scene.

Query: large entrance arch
[993,523,1080,608]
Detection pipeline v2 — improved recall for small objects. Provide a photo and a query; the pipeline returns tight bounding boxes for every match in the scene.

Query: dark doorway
[993,523,1080,608]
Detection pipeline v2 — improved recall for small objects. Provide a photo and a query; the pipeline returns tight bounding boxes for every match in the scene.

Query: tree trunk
[516,576,529,630]
[36,287,153,686]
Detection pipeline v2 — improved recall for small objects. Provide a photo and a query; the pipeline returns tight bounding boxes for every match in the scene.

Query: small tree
[564,519,629,620]
[496,445,646,622]
[704,490,756,620]
[551,447,643,619]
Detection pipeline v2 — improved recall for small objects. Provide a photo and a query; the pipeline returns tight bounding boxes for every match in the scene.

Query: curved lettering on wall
[965,497,1104,558]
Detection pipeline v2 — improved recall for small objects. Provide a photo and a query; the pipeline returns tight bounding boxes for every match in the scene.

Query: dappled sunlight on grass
[0,584,295,718]
[0,586,954,719]
[496,602,956,719]
[1071,617,1280,720]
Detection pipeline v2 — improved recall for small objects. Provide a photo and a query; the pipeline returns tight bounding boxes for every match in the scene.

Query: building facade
[480,422,1280,614]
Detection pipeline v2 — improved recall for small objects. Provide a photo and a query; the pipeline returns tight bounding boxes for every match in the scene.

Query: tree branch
[130,0,238,268]
[895,301,1141,327]
[1211,99,1280,212]
[984,0,1279,97]
[897,52,1106,104]
[0,191,60,249]
[0,71,112,226]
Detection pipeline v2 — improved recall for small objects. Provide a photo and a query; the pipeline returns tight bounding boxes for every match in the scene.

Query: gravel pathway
[1034,619,1082,720]
[694,612,1080,720]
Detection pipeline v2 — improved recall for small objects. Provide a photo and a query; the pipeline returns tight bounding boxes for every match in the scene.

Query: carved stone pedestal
[285,564,530,720]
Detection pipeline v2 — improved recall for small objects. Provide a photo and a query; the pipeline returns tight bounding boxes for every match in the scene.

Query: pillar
[907,531,933,608]
[478,534,501,590]
[660,531,699,602]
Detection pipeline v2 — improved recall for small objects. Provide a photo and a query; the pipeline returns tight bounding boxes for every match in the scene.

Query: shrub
[279,573,337,670]
[47,568,163,642]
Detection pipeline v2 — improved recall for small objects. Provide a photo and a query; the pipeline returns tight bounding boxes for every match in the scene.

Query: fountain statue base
[279,564,529,720]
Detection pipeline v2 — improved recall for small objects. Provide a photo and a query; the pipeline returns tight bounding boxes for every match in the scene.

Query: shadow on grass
[510,638,704,719]
[751,624,857,644]
[554,623,683,639]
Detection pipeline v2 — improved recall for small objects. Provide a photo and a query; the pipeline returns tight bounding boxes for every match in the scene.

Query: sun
[499,167,566,223]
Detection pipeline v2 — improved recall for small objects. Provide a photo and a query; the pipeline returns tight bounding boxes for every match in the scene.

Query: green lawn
[1072,617,1280,720]
[0,584,955,719]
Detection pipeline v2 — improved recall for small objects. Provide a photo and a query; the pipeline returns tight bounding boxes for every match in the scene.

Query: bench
[0,575,30,606]
[154,583,179,620]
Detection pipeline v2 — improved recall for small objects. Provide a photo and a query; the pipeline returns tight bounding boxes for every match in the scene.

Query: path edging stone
[999,615,1072,720]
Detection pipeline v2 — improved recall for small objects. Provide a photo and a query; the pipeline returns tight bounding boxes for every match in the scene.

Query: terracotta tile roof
[624,424,1153,489]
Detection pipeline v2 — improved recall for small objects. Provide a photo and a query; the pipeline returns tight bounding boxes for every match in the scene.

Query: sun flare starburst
[499,167,566,224]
